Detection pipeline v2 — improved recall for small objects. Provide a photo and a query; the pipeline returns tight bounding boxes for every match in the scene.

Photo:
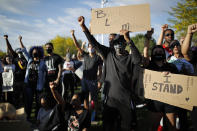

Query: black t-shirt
[147,61,179,74]
[43,103,90,131]
[42,104,67,131]
[28,61,39,84]
[44,54,63,81]
[14,57,27,82]
[82,51,102,80]
[67,108,91,131]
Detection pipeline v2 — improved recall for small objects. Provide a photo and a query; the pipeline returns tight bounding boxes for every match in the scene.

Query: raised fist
[70,30,75,35]
[78,16,85,26]
[146,28,154,38]
[161,24,168,31]
[4,35,8,39]
[187,23,197,34]
[18,35,22,41]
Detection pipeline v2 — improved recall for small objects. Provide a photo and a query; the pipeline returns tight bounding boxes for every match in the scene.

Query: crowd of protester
[0,15,197,131]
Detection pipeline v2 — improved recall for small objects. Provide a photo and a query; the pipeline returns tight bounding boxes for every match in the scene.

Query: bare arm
[50,82,65,105]
[19,35,25,48]
[181,23,197,61]
[54,64,62,85]
[4,35,17,57]
[120,30,142,65]
[82,128,87,131]
[71,30,83,54]
[157,24,168,45]
[143,28,154,66]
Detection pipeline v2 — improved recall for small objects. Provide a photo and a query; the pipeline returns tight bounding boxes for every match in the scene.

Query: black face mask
[113,42,126,54]
[46,48,53,54]
[152,54,165,61]
[32,53,39,58]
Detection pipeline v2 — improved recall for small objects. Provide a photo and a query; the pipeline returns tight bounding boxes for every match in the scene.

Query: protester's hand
[120,29,130,42]
[18,35,22,41]
[161,24,168,31]
[162,71,170,76]
[78,16,85,26]
[98,82,102,90]
[4,35,8,39]
[147,28,154,37]
[54,79,59,85]
[49,82,56,90]
[145,28,154,40]
[82,41,86,46]
[187,23,197,34]
[70,30,75,35]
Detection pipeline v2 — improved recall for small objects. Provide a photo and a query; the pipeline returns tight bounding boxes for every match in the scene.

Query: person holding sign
[180,23,197,131]
[1,55,16,105]
[143,30,179,131]
[78,16,142,131]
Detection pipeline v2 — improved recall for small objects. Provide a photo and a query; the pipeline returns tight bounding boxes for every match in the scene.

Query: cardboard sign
[90,4,151,34]
[138,69,197,110]
[2,71,14,92]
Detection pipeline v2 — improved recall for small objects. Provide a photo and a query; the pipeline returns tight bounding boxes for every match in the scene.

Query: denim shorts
[81,78,98,101]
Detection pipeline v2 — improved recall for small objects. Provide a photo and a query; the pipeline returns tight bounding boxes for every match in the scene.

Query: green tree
[0,50,6,59]
[168,0,197,44]
[126,34,156,55]
[48,35,82,57]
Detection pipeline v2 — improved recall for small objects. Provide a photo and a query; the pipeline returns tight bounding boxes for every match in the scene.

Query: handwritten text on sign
[138,69,197,110]
[90,4,151,34]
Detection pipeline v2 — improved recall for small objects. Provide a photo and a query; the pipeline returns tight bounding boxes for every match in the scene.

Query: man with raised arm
[70,30,102,121]
[78,16,142,131]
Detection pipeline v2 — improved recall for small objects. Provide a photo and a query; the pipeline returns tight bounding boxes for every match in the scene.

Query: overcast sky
[0,0,179,51]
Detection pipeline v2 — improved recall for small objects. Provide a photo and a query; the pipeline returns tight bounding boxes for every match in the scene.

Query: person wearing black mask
[143,31,179,131]
[44,42,63,92]
[21,45,47,120]
[78,16,141,131]
[3,35,27,108]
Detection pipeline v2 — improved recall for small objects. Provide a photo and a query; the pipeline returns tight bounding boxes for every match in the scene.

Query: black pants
[62,73,75,102]
[191,107,197,131]
[103,104,135,131]
[24,82,41,120]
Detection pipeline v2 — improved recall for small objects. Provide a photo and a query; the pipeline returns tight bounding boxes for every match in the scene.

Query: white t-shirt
[63,61,74,69]
[4,64,16,72]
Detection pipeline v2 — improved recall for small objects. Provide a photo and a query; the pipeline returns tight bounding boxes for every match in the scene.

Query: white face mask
[88,48,95,53]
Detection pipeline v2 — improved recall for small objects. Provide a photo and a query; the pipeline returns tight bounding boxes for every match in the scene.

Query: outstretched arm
[50,82,65,105]
[71,30,83,54]
[4,35,17,57]
[143,28,154,66]
[19,35,25,48]
[120,29,142,65]
[157,24,168,45]
[78,16,109,58]
[181,23,197,61]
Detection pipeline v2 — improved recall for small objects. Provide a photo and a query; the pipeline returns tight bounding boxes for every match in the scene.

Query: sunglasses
[165,33,174,37]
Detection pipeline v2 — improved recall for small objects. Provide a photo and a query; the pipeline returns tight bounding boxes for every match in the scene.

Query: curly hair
[29,46,44,59]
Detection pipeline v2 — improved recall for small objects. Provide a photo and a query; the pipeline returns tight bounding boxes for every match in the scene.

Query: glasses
[165,33,174,37]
